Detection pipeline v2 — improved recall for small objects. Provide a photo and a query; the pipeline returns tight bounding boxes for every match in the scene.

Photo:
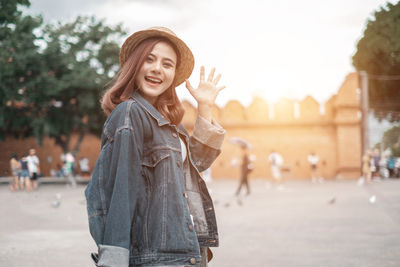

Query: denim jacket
[85,92,225,267]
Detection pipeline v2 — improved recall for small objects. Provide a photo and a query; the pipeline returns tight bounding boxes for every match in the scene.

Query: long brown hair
[101,37,184,125]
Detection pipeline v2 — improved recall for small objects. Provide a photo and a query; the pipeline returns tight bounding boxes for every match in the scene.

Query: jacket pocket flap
[142,150,170,167]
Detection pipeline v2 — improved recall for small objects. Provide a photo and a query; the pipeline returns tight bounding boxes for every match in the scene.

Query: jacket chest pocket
[142,149,171,188]
[142,149,171,168]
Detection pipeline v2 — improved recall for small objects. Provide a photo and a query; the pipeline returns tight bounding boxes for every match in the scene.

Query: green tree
[382,125,400,157]
[39,16,125,154]
[0,0,49,141]
[353,2,400,122]
[0,0,126,155]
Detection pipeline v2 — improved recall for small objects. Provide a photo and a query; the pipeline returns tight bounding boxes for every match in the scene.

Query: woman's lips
[145,76,162,84]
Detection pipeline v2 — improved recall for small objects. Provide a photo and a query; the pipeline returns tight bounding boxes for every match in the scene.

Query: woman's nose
[151,60,162,73]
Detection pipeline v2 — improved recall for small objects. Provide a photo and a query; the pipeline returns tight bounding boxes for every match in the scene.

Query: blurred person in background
[308,152,320,183]
[387,154,396,178]
[394,157,400,178]
[65,152,76,176]
[19,154,31,191]
[9,153,21,191]
[379,152,389,179]
[26,148,40,190]
[371,148,381,179]
[79,156,91,177]
[235,146,252,196]
[268,150,283,186]
[362,149,372,183]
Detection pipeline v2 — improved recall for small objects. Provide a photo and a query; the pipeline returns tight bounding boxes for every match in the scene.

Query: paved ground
[1,178,399,267]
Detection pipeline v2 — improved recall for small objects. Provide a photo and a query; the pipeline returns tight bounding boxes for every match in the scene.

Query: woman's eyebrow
[163,58,176,65]
[148,53,176,65]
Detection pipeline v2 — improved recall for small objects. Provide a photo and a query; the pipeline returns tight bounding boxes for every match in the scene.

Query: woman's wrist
[197,103,212,122]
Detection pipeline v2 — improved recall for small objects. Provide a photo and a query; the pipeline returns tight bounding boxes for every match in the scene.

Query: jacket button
[188,224,193,231]
[190,258,196,264]
[183,192,188,198]
[172,132,178,138]
[177,161,181,167]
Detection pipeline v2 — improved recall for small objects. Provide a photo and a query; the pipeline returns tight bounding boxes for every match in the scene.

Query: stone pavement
[0,178,399,267]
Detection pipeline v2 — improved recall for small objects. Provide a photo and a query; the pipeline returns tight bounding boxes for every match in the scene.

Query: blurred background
[1,0,400,266]
[1,0,400,179]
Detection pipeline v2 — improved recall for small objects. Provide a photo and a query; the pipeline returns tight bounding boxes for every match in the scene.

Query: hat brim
[120,28,194,86]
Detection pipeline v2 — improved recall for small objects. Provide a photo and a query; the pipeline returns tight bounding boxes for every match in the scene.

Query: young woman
[85,26,225,267]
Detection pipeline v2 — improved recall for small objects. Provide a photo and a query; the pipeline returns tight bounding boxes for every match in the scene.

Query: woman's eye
[146,57,153,63]
[164,63,173,68]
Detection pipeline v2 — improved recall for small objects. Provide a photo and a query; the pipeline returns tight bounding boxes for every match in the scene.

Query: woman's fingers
[207,67,215,82]
[198,66,224,92]
[213,74,221,85]
[185,79,194,96]
[217,85,226,92]
[200,66,205,82]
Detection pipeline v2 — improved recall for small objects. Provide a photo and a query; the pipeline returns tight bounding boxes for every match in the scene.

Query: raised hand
[185,66,225,107]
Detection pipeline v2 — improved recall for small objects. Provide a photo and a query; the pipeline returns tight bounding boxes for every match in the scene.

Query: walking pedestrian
[268,150,283,186]
[235,147,252,196]
[62,152,77,187]
[85,26,226,267]
[26,148,40,190]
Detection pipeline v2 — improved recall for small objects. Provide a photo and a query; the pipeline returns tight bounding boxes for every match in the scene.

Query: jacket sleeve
[189,115,225,172]
[97,127,143,267]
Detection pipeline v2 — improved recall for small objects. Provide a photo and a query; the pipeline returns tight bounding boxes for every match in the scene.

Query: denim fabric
[154,247,207,267]
[97,245,130,266]
[19,169,30,179]
[85,91,225,267]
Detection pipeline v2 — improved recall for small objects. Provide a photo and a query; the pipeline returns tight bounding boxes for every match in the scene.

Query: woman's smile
[145,76,162,84]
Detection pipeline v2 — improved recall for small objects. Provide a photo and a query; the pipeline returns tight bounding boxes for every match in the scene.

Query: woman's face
[136,41,177,105]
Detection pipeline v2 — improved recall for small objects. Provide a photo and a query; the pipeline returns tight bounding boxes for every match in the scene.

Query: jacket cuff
[97,244,129,267]
[192,115,225,150]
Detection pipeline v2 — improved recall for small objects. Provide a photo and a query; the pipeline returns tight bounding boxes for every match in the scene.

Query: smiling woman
[101,36,185,124]
[136,41,177,105]
[85,26,226,267]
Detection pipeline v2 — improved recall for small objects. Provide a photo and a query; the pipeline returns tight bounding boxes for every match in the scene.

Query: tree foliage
[382,125,400,157]
[39,16,125,153]
[0,0,126,154]
[353,2,400,121]
[0,0,47,141]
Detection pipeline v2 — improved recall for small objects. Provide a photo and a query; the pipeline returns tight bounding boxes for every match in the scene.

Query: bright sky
[28,0,397,107]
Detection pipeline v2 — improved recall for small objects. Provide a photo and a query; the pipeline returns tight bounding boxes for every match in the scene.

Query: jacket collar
[131,91,170,127]
[176,124,189,138]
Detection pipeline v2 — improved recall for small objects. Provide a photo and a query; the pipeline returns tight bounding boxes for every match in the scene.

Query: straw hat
[119,26,194,86]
